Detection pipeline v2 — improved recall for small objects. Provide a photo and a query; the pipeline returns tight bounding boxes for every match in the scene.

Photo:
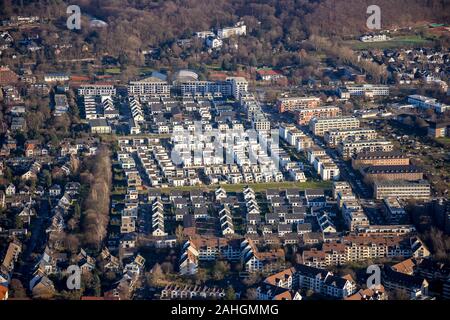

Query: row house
[302,235,430,268]
[264,264,357,299]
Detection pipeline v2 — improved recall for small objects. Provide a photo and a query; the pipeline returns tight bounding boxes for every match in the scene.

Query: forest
[1,0,448,72]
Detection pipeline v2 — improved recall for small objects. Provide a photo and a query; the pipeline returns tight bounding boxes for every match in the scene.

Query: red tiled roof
[0,285,8,300]
[0,67,19,85]
[257,69,283,76]
[81,296,105,300]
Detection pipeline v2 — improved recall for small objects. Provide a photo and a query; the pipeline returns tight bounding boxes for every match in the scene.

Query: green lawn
[345,35,433,50]
[139,67,154,75]
[104,67,121,74]
[435,137,450,147]
[146,181,332,193]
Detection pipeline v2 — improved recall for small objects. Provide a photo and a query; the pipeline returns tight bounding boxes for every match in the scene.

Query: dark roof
[285,188,300,196]
[170,190,184,197]
[193,206,208,214]
[266,189,280,196]
[278,224,293,232]
[305,189,324,197]
[355,151,407,160]
[364,165,422,174]
[297,223,312,231]
[292,207,307,214]
[383,266,426,288]
[285,213,306,220]
[175,207,189,215]
[295,264,329,278]
[247,213,261,222]
[324,274,349,289]
[183,214,196,228]
[190,190,204,198]
[265,212,279,220]
[273,205,290,214]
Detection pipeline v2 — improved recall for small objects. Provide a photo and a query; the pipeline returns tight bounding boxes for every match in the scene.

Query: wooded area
[80,145,112,250]
[1,0,448,72]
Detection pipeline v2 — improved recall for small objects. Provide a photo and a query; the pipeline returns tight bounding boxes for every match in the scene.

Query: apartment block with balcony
[310,116,360,137]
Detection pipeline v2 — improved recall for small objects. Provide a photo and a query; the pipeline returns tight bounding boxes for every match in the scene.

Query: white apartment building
[176,80,232,97]
[227,77,248,99]
[309,116,360,136]
[78,83,116,96]
[342,84,389,97]
[324,128,377,147]
[128,78,170,98]
[338,139,394,159]
[83,95,98,120]
[217,22,246,38]
[374,180,431,200]
[277,96,321,112]
[407,95,449,113]
[319,162,340,181]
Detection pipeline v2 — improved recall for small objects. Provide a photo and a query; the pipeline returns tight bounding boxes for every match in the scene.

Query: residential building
[324,128,377,147]
[362,165,424,184]
[89,119,112,134]
[296,106,342,125]
[128,77,170,98]
[408,94,449,113]
[427,121,450,138]
[382,266,429,299]
[339,139,394,159]
[277,96,321,113]
[340,84,389,98]
[352,151,410,169]
[374,180,431,200]
[310,117,360,136]
[44,73,70,83]
[217,22,246,38]
[302,235,428,268]
[78,83,116,96]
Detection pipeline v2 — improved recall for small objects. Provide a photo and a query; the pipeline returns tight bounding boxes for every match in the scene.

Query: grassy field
[345,35,433,50]
[104,67,121,74]
[435,137,450,148]
[146,181,332,193]
[139,66,154,75]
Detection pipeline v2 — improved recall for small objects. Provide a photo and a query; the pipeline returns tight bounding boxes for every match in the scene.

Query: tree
[243,272,261,286]
[42,169,52,188]
[161,262,174,274]
[390,288,410,300]
[306,289,315,297]
[82,146,112,250]
[175,225,185,244]
[147,263,164,287]
[225,285,236,300]
[15,216,24,229]
[82,272,101,297]
[32,286,55,300]
[64,234,80,253]
[9,279,27,299]
[245,288,258,300]
[212,260,230,281]
[58,290,83,300]
[194,269,208,284]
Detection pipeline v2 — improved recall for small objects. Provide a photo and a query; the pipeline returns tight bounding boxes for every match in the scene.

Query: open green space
[345,35,434,50]
[104,67,121,74]
[435,137,450,147]
[146,181,332,194]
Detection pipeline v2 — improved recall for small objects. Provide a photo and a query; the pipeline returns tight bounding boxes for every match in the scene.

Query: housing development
[0,0,449,304]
